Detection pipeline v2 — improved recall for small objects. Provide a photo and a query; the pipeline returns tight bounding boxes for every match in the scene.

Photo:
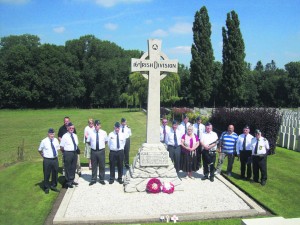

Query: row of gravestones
[278,109,300,151]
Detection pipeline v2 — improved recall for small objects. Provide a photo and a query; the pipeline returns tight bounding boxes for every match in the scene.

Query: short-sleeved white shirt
[87,129,108,150]
[38,137,60,158]
[60,132,79,151]
[108,131,126,151]
[201,131,219,151]
[83,125,95,143]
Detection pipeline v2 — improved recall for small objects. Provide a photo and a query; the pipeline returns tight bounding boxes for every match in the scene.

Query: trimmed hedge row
[210,108,281,154]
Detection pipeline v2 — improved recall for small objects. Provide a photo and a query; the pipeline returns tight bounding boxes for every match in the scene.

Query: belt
[92,148,105,151]
[168,145,179,148]
[253,154,266,157]
[110,149,124,151]
[44,157,58,160]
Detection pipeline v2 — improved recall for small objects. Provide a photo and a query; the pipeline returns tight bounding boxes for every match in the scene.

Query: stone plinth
[124,143,183,193]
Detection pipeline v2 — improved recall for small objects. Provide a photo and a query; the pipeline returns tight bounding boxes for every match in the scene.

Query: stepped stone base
[124,143,183,193]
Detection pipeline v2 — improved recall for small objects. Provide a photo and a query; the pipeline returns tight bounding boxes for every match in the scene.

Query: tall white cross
[131,39,178,144]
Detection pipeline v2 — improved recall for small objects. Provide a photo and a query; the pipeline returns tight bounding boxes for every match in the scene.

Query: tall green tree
[285,61,300,106]
[190,6,214,107]
[221,11,246,106]
[161,72,181,106]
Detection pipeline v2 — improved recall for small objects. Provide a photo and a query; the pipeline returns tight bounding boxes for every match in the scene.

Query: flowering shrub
[162,182,174,194]
[146,178,162,194]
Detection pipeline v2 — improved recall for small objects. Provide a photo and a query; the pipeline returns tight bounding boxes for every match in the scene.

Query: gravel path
[63,168,250,220]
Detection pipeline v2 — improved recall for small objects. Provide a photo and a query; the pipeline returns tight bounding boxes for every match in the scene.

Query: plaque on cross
[131,39,178,144]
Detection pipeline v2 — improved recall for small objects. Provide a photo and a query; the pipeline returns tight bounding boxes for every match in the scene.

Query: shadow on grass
[35,180,44,191]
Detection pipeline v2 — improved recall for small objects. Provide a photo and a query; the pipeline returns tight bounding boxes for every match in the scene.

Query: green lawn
[0,109,299,225]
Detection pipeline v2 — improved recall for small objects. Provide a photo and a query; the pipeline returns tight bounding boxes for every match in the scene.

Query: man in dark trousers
[60,122,79,188]
[120,118,132,169]
[87,120,108,186]
[38,128,60,194]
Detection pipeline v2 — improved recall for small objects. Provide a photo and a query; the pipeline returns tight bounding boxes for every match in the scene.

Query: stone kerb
[123,143,183,193]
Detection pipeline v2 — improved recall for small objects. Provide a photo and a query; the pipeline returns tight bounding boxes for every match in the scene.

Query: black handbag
[76,147,81,154]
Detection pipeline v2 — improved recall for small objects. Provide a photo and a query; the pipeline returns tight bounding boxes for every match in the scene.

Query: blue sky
[0,0,299,69]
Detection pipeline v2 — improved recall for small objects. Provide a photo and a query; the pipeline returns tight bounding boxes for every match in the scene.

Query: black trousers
[167,145,181,173]
[196,146,202,169]
[64,151,77,185]
[202,150,216,178]
[124,138,130,166]
[252,155,267,182]
[91,149,105,182]
[109,150,124,181]
[43,157,59,189]
[240,150,252,178]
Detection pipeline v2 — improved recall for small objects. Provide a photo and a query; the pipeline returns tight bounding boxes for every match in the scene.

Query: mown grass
[0,109,299,224]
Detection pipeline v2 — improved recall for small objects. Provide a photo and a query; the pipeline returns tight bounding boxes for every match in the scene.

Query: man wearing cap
[193,116,205,168]
[200,122,219,182]
[165,120,182,173]
[160,118,171,144]
[87,120,108,186]
[236,125,254,180]
[178,114,192,135]
[216,124,238,176]
[38,128,60,194]
[58,116,81,177]
[120,118,132,169]
[251,129,269,186]
[108,122,126,184]
[60,122,79,188]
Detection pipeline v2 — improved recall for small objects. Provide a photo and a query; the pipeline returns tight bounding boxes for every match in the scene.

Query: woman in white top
[83,118,95,169]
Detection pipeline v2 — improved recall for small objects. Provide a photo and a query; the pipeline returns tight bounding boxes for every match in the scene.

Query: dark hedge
[210,108,281,154]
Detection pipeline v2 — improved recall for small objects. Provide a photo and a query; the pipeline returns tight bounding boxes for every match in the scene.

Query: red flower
[162,182,174,194]
[146,178,162,194]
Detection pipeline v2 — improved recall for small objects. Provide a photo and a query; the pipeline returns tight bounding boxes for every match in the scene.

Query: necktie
[70,133,77,151]
[174,130,178,147]
[163,126,166,142]
[197,124,199,137]
[185,124,187,134]
[122,126,124,133]
[243,135,247,150]
[50,139,57,157]
[254,139,259,155]
[117,133,120,149]
[96,131,99,150]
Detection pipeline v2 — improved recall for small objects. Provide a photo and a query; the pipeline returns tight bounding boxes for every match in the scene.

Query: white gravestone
[124,39,182,192]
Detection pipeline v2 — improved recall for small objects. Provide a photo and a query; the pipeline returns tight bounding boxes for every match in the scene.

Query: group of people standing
[38,116,131,194]
[160,114,270,186]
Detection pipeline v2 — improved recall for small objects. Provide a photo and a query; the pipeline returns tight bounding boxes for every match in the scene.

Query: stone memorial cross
[131,39,178,144]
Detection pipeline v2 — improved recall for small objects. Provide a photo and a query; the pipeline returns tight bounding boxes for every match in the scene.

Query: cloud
[53,26,66,33]
[168,46,190,55]
[0,0,30,4]
[93,0,151,8]
[169,22,192,34]
[150,29,168,37]
[104,23,118,30]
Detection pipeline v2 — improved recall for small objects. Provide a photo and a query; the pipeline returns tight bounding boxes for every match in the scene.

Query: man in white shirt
[251,129,269,186]
[108,122,126,184]
[236,125,254,180]
[166,120,182,173]
[178,114,192,135]
[200,122,219,182]
[83,118,95,170]
[38,128,60,194]
[60,122,79,188]
[120,118,132,169]
[160,118,171,144]
[87,120,108,186]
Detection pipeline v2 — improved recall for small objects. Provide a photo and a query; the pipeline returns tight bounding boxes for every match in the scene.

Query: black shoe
[125,165,130,169]
[72,182,79,185]
[66,184,74,188]
[78,172,82,177]
[109,180,114,184]
[261,181,266,186]
[118,179,124,184]
[44,189,49,194]
[201,176,208,180]
[50,187,60,192]
[89,181,96,186]
[210,176,214,182]
[99,181,106,185]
